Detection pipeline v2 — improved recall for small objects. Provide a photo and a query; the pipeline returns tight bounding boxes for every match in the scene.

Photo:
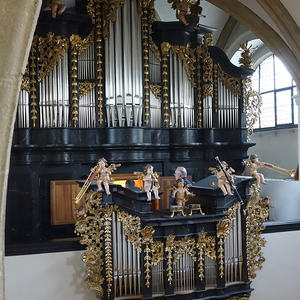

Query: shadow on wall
[260,179,300,222]
[66,252,96,300]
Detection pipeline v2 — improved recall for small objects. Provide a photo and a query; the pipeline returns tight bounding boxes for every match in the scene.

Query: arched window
[252,55,297,129]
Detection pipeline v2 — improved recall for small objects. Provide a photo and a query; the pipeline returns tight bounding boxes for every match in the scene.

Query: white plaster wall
[5,251,95,300]
[251,230,300,300]
[248,128,298,179]
[5,231,300,300]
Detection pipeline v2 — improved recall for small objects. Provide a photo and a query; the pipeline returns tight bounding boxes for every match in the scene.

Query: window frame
[253,54,297,131]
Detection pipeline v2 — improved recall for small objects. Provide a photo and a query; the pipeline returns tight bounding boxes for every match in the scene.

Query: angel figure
[172,179,194,207]
[245,154,273,187]
[45,0,67,18]
[94,157,120,195]
[209,161,236,196]
[143,164,160,201]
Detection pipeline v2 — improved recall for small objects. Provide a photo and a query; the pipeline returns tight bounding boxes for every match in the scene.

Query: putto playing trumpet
[244,154,295,187]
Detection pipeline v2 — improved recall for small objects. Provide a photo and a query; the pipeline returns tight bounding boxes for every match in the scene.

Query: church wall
[5,230,300,300]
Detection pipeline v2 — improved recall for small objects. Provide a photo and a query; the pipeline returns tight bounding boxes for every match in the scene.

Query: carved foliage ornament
[70,31,94,55]
[243,78,262,140]
[150,84,161,101]
[38,33,69,81]
[217,202,239,278]
[171,44,196,87]
[245,184,269,279]
[87,0,125,38]
[79,81,96,99]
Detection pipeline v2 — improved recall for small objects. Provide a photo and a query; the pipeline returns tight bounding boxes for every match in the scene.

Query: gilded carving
[79,81,96,99]
[141,226,155,288]
[74,191,105,298]
[70,31,94,56]
[171,44,196,87]
[87,0,125,38]
[102,205,114,297]
[161,42,171,127]
[215,64,241,95]
[245,184,268,279]
[217,202,239,278]
[21,76,30,93]
[117,210,142,251]
[38,33,68,81]
[197,232,216,280]
[196,38,213,98]
[152,241,164,266]
[239,42,253,69]
[149,36,161,61]
[165,235,196,284]
[29,37,38,127]
[150,84,161,101]
[243,78,262,140]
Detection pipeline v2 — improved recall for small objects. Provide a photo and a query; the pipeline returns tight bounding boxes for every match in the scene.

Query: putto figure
[143,164,160,201]
[172,178,194,207]
[94,158,120,195]
[209,161,236,196]
[245,154,272,187]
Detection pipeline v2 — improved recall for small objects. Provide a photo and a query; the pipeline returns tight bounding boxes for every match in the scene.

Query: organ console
[75,174,268,300]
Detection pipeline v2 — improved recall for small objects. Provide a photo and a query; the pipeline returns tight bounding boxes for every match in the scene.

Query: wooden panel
[159,176,176,209]
[50,180,80,225]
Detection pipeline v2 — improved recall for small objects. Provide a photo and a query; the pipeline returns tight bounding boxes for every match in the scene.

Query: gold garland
[38,33,68,82]
[95,2,104,125]
[87,0,125,38]
[74,191,105,298]
[21,76,30,93]
[29,37,38,127]
[196,55,202,127]
[70,36,79,127]
[171,44,196,87]
[102,205,114,297]
[69,31,94,56]
[161,42,171,127]
[141,226,155,288]
[245,184,269,279]
[216,202,239,278]
[196,34,213,98]
[165,235,196,284]
[197,232,216,280]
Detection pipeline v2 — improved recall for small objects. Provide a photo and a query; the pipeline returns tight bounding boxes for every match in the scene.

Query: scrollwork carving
[245,184,268,279]
[38,33,68,82]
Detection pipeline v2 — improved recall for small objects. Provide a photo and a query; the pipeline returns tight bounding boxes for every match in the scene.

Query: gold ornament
[217,202,239,278]
[141,226,155,288]
[245,184,268,279]
[150,84,161,101]
[152,241,164,266]
[79,81,96,99]
[38,33,68,82]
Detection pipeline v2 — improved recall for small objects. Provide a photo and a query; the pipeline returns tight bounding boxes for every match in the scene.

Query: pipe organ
[74,176,268,300]
[16,0,254,132]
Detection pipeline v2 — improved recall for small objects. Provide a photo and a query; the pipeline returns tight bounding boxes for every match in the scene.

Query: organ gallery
[6,1,268,299]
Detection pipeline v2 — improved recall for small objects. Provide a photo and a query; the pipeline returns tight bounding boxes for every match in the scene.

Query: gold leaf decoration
[150,36,161,61]
[117,210,142,251]
[38,33,68,81]
[152,241,164,266]
[171,44,196,87]
[70,31,94,56]
[150,84,161,101]
[217,202,239,278]
[141,226,155,288]
[245,184,269,279]
[21,76,30,93]
[79,81,96,99]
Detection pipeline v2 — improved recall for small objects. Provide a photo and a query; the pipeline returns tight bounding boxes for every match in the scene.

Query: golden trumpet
[74,165,99,204]
[244,160,295,178]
